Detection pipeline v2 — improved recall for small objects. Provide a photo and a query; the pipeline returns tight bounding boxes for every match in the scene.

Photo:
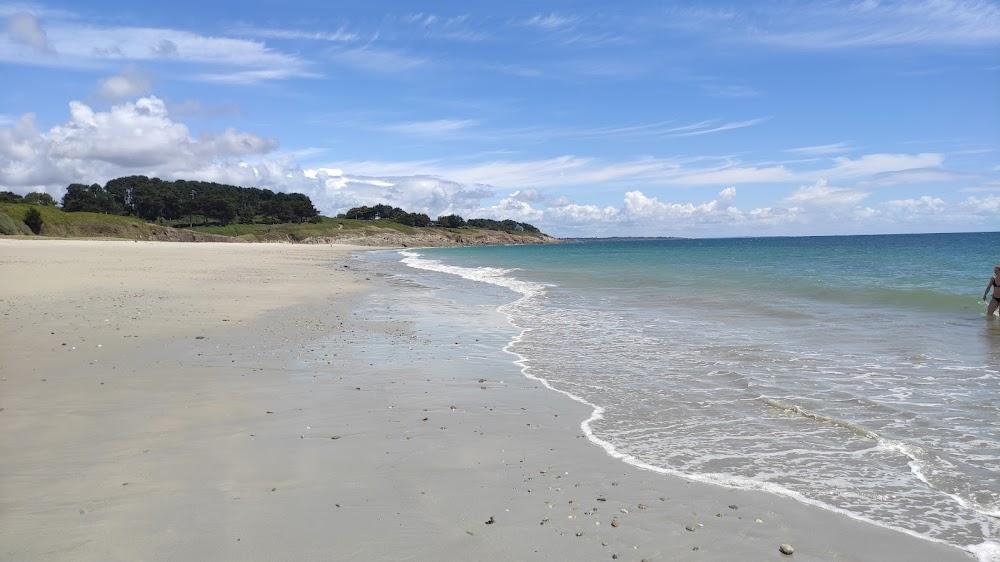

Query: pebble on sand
[779,543,795,555]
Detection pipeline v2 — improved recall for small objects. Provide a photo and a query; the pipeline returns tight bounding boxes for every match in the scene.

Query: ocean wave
[394,245,999,562]
[398,250,548,299]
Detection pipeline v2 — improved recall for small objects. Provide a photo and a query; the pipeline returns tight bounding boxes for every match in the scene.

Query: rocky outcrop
[145,224,245,242]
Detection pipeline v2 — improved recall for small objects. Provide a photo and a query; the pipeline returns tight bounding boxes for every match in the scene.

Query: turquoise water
[363,232,1000,561]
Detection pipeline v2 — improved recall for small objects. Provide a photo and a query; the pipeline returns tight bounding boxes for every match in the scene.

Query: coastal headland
[0,239,971,561]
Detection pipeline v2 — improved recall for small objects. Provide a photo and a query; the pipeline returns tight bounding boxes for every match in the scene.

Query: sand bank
[0,239,972,561]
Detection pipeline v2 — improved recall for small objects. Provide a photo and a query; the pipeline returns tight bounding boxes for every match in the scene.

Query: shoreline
[0,239,974,560]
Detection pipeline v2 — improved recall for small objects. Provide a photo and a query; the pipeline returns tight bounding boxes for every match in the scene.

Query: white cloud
[782,180,870,207]
[94,67,151,101]
[959,194,1000,213]
[0,97,277,192]
[6,12,52,52]
[878,195,947,218]
[667,117,770,137]
[0,19,315,82]
[751,0,1000,48]
[512,188,544,202]
[380,119,479,136]
[827,153,944,177]
[525,14,580,29]
[786,142,852,155]
[1,97,996,237]
[668,163,794,185]
[240,26,360,43]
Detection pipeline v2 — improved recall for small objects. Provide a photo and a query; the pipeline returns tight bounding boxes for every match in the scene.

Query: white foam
[399,250,547,299]
[396,248,990,561]
[970,541,1000,562]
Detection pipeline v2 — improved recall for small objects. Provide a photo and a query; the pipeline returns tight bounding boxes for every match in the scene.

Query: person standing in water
[984,265,1000,317]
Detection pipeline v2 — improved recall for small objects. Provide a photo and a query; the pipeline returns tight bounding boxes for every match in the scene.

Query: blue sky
[1,1,998,237]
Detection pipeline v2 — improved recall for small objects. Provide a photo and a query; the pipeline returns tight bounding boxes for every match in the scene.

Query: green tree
[436,214,465,228]
[23,192,56,206]
[61,183,120,213]
[23,207,43,234]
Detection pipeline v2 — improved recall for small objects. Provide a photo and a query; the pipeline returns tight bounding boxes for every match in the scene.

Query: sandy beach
[0,239,973,561]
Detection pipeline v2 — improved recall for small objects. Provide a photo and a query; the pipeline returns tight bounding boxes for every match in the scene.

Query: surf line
[498,312,986,562]
[395,248,992,562]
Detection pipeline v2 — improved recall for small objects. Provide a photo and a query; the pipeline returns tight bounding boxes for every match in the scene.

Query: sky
[0,0,998,238]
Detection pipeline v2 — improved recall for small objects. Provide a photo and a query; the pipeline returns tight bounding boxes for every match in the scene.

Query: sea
[357,232,1000,561]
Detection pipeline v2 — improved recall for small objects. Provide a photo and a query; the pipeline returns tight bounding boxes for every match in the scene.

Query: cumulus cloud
[6,12,53,53]
[1,97,996,237]
[512,188,544,202]
[0,96,277,193]
[94,67,151,102]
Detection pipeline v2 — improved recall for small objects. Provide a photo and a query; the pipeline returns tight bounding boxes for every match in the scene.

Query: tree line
[0,191,57,206]
[3,184,542,233]
[57,176,319,226]
[340,204,540,233]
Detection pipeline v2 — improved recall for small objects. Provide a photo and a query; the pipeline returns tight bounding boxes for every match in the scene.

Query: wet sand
[0,239,972,561]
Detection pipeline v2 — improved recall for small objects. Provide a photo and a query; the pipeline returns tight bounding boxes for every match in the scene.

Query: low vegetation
[0,179,553,245]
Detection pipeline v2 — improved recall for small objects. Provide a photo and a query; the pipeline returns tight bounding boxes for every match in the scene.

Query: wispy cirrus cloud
[786,142,853,155]
[525,13,581,30]
[403,13,488,41]
[751,0,1000,49]
[379,119,479,137]
[666,117,770,137]
[234,26,361,43]
[0,12,316,83]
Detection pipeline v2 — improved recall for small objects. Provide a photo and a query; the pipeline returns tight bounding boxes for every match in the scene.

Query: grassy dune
[0,204,553,244]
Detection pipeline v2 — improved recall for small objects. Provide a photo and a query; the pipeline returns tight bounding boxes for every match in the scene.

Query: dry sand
[0,239,972,561]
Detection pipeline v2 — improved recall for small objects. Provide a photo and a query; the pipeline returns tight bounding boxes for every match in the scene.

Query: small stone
[685,524,697,532]
[637,503,647,510]
[620,508,629,514]
[611,517,619,528]
[597,496,607,502]
[693,546,700,551]
[576,532,583,537]
[728,504,739,510]
[485,516,495,525]
[779,543,794,555]
[612,555,618,560]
